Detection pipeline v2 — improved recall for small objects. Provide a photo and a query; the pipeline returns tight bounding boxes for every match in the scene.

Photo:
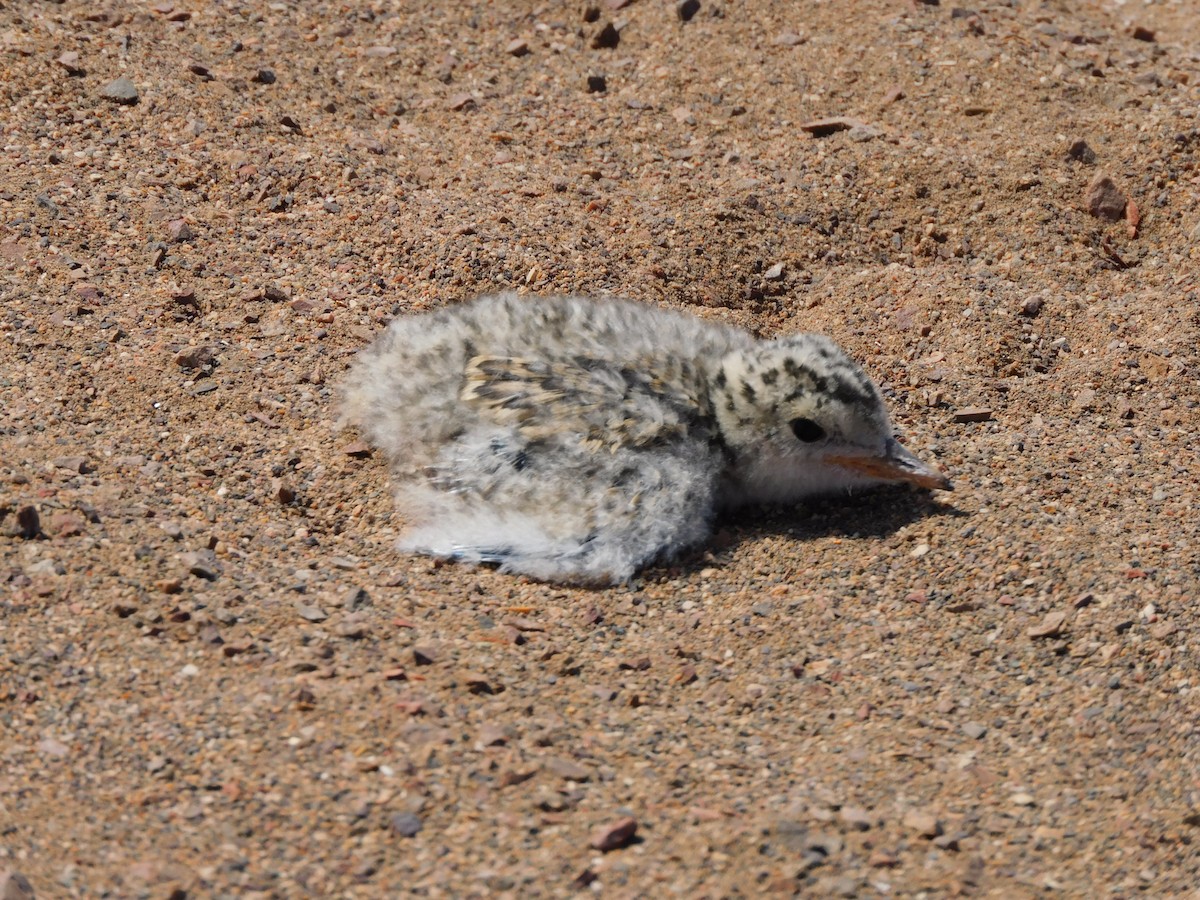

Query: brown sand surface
[2,0,1199,896]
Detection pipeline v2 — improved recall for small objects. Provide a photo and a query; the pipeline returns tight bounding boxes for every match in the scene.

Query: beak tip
[827,444,952,492]
[910,470,952,492]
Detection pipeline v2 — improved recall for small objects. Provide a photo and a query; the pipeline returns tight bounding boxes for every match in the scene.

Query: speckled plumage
[342,293,949,584]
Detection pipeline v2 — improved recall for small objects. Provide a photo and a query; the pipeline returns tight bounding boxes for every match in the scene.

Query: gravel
[2,0,1199,895]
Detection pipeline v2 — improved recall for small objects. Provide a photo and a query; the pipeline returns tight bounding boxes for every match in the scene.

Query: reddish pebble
[1085,174,1127,222]
[167,219,194,242]
[590,816,637,851]
[48,512,86,537]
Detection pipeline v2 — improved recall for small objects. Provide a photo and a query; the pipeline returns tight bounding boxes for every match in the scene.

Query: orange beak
[827,439,952,491]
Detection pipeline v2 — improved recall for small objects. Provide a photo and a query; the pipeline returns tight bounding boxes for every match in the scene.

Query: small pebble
[902,809,943,838]
[101,76,139,105]
[1020,296,1043,317]
[952,407,992,423]
[412,644,440,665]
[275,480,296,504]
[390,812,422,837]
[544,757,593,781]
[335,618,367,639]
[590,816,638,851]
[16,506,41,539]
[463,672,495,694]
[838,806,872,831]
[932,832,961,851]
[478,723,508,746]
[1067,139,1096,164]
[52,456,89,473]
[174,346,214,369]
[846,124,880,143]
[961,721,987,740]
[591,22,619,50]
[800,117,870,137]
[1028,611,1068,639]
[180,549,220,580]
[56,52,84,76]
[167,219,194,242]
[1085,174,1127,222]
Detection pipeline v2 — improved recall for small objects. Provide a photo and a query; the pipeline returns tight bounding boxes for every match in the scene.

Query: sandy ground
[2,0,1200,896]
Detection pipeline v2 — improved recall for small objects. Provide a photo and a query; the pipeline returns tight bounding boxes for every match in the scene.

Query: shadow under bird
[341,293,951,584]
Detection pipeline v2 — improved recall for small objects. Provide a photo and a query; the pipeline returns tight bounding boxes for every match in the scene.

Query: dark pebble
[952,407,993,423]
[591,22,620,49]
[412,645,440,665]
[16,506,41,539]
[390,812,422,837]
[1068,139,1096,164]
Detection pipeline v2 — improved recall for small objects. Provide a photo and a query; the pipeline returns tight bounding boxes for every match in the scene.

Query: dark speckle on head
[761,368,778,386]
[741,381,757,402]
[778,357,876,412]
[831,376,877,410]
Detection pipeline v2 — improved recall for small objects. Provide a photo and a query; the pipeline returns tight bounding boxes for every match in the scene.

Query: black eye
[790,418,826,443]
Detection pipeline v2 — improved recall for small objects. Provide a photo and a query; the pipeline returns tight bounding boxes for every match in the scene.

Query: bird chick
[341,292,949,584]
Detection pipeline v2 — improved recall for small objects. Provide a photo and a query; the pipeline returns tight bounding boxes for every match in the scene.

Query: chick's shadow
[697,485,964,566]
